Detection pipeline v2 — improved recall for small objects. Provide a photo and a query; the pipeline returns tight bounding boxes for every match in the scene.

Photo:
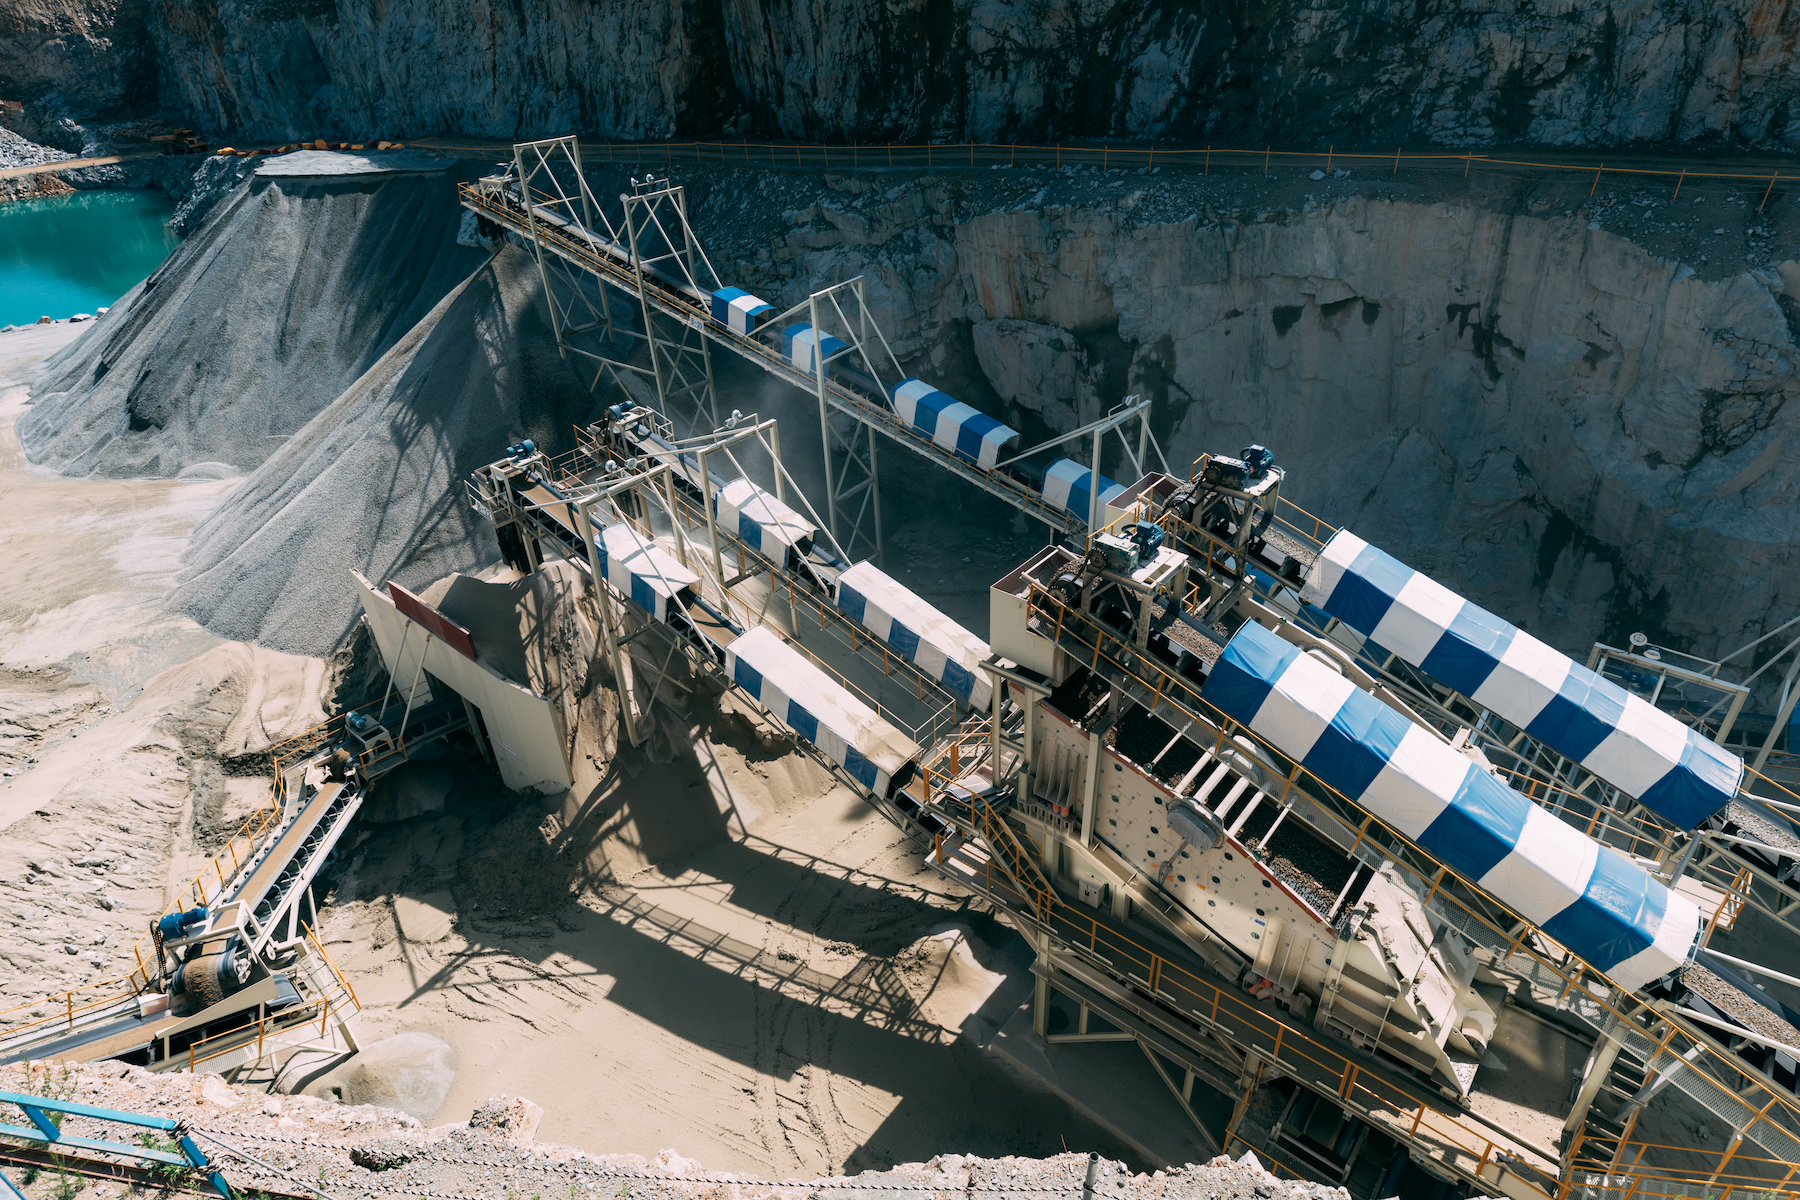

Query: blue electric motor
[346,710,389,737]
[504,439,536,459]
[1241,444,1275,476]
[1127,521,1166,560]
[157,906,208,941]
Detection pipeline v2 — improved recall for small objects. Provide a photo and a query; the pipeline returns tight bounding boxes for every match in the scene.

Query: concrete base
[988,998,1222,1170]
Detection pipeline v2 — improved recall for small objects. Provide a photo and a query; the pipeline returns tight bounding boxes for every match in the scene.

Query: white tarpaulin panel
[595,525,699,623]
[726,626,919,796]
[1204,620,1700,993]
[890,378,1019,469]
[716,478,815,559]
[834,561,992,710]
[1303,530,1742,829]
[1042,458,1126,524]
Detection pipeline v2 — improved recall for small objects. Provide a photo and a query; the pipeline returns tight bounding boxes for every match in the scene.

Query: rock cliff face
[0,0,151,147]
[45,0,1800,148]
[145,0,734,145]
[721,0,1800,146]
[681,165,1800,663]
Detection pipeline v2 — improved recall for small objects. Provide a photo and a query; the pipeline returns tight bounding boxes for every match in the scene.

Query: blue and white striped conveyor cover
[710,287,775,335]
[595,524,699,623]
[1303,531,1742,830]
[1203,620,1700,992]
[781,323,849,378]
[727,626,920,796]
[890,379,1020,469]
[716,478,816,558]
[835,561,993,711]
[1042,458,1126,524]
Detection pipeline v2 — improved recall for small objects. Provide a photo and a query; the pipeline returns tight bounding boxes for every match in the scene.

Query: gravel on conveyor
[4,1061,1356,1200]
[1247,820,1353,914]
[1682,964,1800,1048]
[1724,802,1800,853]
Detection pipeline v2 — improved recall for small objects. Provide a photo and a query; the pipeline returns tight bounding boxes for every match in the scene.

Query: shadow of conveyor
[331,686,1138,1172]
[384,856,1136,1169]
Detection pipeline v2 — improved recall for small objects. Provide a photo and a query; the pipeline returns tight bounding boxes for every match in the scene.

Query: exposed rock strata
[0,0,151,147]
[684,165,1800,663]
[21,0,1794,148]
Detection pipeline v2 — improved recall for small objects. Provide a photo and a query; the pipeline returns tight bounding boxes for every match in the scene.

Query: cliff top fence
[413,137,1800,207]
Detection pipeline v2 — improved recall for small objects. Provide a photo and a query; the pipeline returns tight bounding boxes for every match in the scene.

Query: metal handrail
[939,824,1561,1196]
[1020,584,1800,1154]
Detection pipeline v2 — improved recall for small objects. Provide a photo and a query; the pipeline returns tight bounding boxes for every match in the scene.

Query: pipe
[1678,1005,1800,1061]
[1699,948,1800,993]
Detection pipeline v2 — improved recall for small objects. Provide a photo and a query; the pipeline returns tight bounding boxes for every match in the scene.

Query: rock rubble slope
[18,154,485,479]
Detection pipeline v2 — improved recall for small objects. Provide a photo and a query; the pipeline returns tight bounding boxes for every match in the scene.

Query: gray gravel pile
[167,244,595,656]
[4,1060,1351,1200]
[168,153,260,234]
[0,127,74,170]
[19,153,486,479]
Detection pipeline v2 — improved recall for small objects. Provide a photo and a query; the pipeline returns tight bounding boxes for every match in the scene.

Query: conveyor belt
[685,603,738,649]
[518,482,586,544]
[31,1014,183,1064]
[231,782,343,916]
[462,184,1086,535]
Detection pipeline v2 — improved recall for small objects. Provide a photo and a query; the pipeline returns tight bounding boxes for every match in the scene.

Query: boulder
[468,1095,543,1147]
[350,1136,429,1171]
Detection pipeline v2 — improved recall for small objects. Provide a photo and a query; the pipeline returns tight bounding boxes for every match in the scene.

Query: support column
[1018,692,1037,804]
[1079,736,1102,848]
[1032,930,1053,1038]
[579,498,641,747]
[462,697,493,762]
[1565,1030,1626,1134]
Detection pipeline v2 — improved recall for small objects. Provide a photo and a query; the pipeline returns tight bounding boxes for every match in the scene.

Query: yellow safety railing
[421,137,1800,209]
[1564,1129,1800,1200]
[937,818,1560,1197]
[177,927,361,1074]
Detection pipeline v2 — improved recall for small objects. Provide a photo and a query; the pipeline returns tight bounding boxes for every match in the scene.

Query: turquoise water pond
[0,188,179,327]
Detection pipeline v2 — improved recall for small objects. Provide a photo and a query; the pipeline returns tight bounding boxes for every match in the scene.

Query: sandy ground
[0,326,332,1013]
[0,321,1136,1177]
[312,686,1136,1175]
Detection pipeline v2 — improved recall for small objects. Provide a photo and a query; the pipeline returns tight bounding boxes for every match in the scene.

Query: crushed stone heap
[19,151,486,480]
[5,1060,1347,1200]
[17,149,595,657]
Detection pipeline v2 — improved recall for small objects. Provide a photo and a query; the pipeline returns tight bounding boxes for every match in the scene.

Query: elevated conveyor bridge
[457,135,1166,561]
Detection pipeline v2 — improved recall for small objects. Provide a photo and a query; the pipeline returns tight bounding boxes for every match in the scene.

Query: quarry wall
[7,1,1800,149]
[684,165,1800,665]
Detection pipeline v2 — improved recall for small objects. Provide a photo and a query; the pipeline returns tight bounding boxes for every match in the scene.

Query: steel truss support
[621,176,723,431]
[772,277,907,564]
[509,136,723,432]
